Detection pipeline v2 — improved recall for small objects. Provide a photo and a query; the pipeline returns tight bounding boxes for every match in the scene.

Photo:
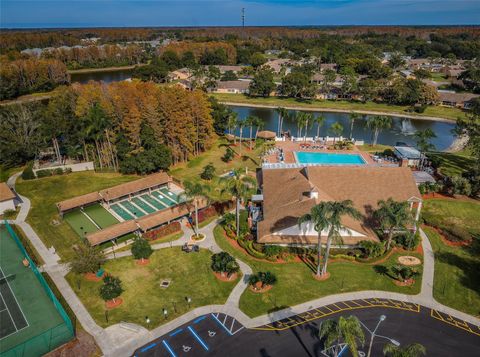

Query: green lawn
[430,72,448,83]
[427,150,475,177]
[423,226,480,316]
[170,138,262,183]
[212,93,466,121]
[357,144,393,153]
[15,172,137,261]
[214,225,423,318]
[0,164,23,182]
[65,247,238,328]
[423,199,480,237]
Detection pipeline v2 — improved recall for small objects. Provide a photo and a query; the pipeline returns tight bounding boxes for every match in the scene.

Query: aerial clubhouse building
[256,166,422,247]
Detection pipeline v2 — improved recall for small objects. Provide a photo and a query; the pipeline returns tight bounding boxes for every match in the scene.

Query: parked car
[182,243,199,253]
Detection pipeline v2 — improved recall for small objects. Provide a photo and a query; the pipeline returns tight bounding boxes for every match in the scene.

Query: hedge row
[143,221,182,241]
[238,237,266,259]
[191,206,217,224]
[12,225,42,266]
[35,167,72,178]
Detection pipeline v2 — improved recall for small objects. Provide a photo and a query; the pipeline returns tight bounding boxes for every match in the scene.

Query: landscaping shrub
[131,237,153,261]
[13,225,41,266]
[70,244,106,274]
[42,272,77,332]
[54,167,64,175]
[36,169,54,178]
[191,206,217,224]
[200,163,216,180]
[390,265,419,282]
[143,221,181,241]
[64,167,73,174]
[21,162,35,180]
[2,209,16,219]
[252,242,265,253]
[422,212,472,242]
[211,252,239,277]
[99,275,123,302]
[330,254,356,261]
[264,245,281,258]
[249,271,277,288]
[446,175,472,196]
[359,240,385,258]
[222,147,235,162]
[394,232,420,250]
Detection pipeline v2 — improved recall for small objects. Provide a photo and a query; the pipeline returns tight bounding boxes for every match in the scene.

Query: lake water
[70,68,133,84]
[230,105,456,151]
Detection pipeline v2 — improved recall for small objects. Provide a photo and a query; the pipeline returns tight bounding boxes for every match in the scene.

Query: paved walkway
[5,172,479,357]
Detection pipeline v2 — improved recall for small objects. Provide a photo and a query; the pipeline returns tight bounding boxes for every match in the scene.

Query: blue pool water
[295,152,366,165]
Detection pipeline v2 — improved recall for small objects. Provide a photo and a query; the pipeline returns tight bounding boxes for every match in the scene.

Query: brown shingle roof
[216,80,251,90]
[258,166,421,245]
[57,192,102,212]
[99,172,171,201]
[438,92,479,104]
[0,183,15,202]
[86,220,138,246]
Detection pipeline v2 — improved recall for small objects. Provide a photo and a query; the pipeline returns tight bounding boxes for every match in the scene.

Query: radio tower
[242,8,245,28]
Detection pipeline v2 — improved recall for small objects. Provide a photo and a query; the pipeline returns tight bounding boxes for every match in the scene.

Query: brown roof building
[257,166,422,246]
[0,182,16,203]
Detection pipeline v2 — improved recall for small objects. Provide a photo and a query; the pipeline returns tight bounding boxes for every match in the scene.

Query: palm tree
[275,107,289,136]
[244,116,255,150]
[414,128,437,169]
[322,200,361,275]
[254,117,264,140]
[330,122,344,144]
[383,343,426,357]
[349,112,361,139]
[237,118,245,154]
[374,198,413,251]
[319,316,365,357]
[366,116,392,146]
[314,114,326,140]
[181,180,211,236]
[298,203,330,277]
[303,112,314,142]
[220,169,256,237]
[293,112,304,138]
[227,112,238,144]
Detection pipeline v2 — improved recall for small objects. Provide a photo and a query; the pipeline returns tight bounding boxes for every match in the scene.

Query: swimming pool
[295,152,366,165]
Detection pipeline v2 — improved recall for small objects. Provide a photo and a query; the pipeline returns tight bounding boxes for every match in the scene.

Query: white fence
[33,161,94,174]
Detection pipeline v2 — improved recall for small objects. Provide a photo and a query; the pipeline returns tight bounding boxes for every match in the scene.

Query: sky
[1,0,479,28]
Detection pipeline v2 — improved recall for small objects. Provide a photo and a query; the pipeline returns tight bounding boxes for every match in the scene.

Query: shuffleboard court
[141,194,167,210]
[152,190,175,207]
[83,204,119,228]
[120,200,146,217]
[110,203,134,220]
[159,187,179,203]
[64,209,98,237]
[132,197,156,214]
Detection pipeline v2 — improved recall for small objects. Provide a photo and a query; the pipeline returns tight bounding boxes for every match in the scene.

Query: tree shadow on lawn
[435,251,480,296]
[373,265,396,280]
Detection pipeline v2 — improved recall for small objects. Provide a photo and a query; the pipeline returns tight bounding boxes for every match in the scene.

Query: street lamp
[360,315,400,357]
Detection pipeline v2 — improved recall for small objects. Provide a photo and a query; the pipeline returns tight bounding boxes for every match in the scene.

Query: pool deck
[265,141,376,165]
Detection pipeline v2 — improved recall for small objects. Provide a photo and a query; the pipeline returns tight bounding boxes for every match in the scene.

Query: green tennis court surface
[0,224,74,356]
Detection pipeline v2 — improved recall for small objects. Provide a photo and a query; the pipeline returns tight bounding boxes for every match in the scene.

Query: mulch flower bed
[135,259,150,265]
[84,272,103,282]
[424,225,471,247]
[213,271,238,282]
[393,279,415,287]
[105,298,123,309]
[249,283,273,293]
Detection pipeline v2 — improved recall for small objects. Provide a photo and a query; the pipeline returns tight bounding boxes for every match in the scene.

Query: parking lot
[133,300,480,357]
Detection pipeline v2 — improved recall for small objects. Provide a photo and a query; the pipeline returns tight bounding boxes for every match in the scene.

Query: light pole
[361,315,400,357]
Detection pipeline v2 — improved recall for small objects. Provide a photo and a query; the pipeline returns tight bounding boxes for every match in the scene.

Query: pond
[230,105,457,151]
[70,68,133,84]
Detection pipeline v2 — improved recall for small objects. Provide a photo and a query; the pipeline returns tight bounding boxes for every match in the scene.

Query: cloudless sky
[1,0,479,28]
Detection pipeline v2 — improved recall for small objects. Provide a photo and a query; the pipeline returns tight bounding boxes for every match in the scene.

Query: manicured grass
[214,225,423,318]
[212,93,466,121]
[169,138,262,183]
[427,150,475,177]
[423,226,480,316]
[65,247,238,328]
[83,204,119,229]
[430,72,448,82]
[357,144,393,153]
[15,172,137,261]
[0,164,23,182]
[423,199,480,237]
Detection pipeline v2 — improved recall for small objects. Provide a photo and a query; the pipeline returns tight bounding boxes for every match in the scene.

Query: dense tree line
[0,58,70,100]
[158,41,237,65]
[0,82,217,174]
[38,44,148,69]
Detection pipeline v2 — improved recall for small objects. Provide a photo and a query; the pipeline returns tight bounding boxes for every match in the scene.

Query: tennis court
[0,223,74,356]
